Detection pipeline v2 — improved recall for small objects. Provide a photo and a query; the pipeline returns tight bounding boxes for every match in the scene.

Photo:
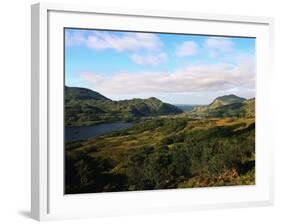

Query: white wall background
[0,0,280,223]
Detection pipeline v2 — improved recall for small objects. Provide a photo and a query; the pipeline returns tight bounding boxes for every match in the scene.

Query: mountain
[65,87,183,126]
[208,98,255,118]
[65,86,110,101]
[208,94,246,109]
[190,95,254,118]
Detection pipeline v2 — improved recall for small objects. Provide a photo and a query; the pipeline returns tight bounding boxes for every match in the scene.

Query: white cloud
[65,30,162,52]
[131,53,167,66]
[176,41,198,57]
[65,30,87,46]
[65,30,167,66]
[204,37,234,52]
[204,37,234,57]
[80,56,255,97]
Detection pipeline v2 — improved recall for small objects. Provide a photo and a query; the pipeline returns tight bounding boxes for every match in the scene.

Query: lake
[65,122,135,142]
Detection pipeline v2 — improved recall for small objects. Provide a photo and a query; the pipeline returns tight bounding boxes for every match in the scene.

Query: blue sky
[65,28,255,104]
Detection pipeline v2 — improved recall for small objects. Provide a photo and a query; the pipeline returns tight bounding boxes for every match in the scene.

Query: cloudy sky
[65,28,255,104]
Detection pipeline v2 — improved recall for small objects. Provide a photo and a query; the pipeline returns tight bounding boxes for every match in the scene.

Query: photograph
[64,28,256,194]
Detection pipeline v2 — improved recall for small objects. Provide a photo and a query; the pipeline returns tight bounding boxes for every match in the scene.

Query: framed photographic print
[31,2,274,221]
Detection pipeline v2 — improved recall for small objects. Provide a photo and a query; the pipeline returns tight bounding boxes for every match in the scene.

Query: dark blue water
[65,122,134,142]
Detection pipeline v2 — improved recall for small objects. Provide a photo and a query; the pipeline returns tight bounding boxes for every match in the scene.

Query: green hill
[65,86,110,101]
[208,98,255,118]
[209,94,246,109]
[190,95,254,118]
[65,87,183,126]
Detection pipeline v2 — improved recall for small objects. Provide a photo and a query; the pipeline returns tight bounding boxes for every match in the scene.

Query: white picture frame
[31,2,274,221]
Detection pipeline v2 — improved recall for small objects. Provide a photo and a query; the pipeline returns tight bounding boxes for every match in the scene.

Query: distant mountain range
[65,86,182,126]
[65,86,255,126]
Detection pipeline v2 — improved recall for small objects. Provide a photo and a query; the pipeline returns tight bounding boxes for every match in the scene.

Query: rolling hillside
[209,94,246,109]
[65,91,255,194]
[65,86,183,126]
[65,115,255,193]
[190,94,255,118]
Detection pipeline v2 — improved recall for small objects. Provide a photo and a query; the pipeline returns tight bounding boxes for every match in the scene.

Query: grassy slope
[66,115,255,193]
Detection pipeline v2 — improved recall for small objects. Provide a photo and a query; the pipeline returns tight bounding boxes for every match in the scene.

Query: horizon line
[65,85,255,105]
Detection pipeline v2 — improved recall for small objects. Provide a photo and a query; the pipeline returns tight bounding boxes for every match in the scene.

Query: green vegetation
[209,94,246,108]
[65,89,255,194]
[65,117,255,193]
[65,86,110,101]
[189,95,255,118]
[65,86,183,126]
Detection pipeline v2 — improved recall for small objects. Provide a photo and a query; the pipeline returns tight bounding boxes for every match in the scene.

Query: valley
[65,86,255,194]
